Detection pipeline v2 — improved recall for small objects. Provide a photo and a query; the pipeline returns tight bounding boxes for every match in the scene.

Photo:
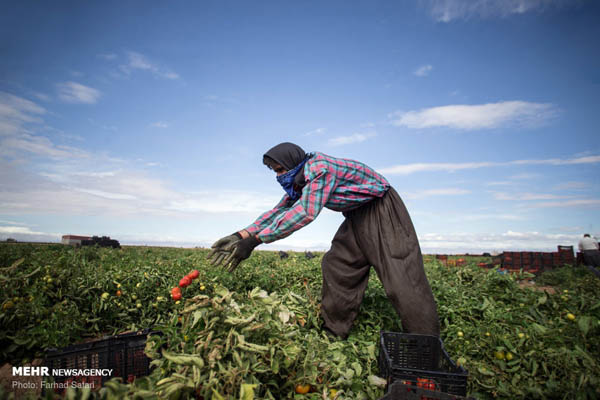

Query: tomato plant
[0,244,599,399]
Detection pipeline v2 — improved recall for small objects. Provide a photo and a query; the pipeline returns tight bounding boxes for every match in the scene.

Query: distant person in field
[578,233,600,267]
[209,142,440,339]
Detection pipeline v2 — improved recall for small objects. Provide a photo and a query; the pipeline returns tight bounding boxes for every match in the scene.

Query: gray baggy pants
[320,187,440,338]
[583,249,600,267]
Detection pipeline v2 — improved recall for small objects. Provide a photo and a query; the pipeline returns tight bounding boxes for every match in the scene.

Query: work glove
[222,235,261,272]
[208,232,242,266]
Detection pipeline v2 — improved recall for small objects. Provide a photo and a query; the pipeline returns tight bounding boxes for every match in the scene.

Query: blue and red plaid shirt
[245,152,390,243]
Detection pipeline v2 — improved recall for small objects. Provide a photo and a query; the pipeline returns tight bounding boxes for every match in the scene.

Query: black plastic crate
[44,329,161,390]
[380,381,474,400]
[378,332,468,396]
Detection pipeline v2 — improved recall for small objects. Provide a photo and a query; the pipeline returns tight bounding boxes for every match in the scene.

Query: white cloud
[0,93,90,160]
[128,52,153,70]
[0,226,48,235]
[72,171,117,178]
[150,121,169,128]
[390,101,556,130]
[165,191,280,214]
[0,92,45,127]
[163,72,180,80]
[1,150,281,217]
[492,192,570,201]
[34,92,51,102]
[532,199,600,208]
[57,82,101,104]
[328,132,376,146]
[1,134,88,159]
[404,188,470,199]
[414,64,433,77]
[0,219,29,226]
[121,52,180,80]
[379,161,494,175]
[553,181,588,191]
[304,128,325,136]
[460,213,525,221]
[485,181,512,186]
[75,188,138,200]
[424,0,578,23]
[378,154,600,175]
[0,225,60,242]
[419,230,580,253]
[509,173,539,180]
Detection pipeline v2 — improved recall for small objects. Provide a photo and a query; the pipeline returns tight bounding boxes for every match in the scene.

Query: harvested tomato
[188,270,199,280]
[295,384,311,394]
[417,377,437,390]
[179,276,192,288]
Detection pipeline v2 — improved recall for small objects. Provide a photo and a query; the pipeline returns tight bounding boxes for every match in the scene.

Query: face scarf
[276,156,309,201]
[263,142,309,201]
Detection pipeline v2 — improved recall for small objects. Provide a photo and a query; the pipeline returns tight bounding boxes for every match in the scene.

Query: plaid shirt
[245,152,390,243]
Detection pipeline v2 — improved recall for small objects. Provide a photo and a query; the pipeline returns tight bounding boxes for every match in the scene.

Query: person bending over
[209,142,440,339]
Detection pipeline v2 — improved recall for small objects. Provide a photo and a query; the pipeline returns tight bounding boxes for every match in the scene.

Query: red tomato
[417,378,437,391]
[179,276,192,288]
[188,270,199,280]
[171,287,181,296]
[171,291,182,301]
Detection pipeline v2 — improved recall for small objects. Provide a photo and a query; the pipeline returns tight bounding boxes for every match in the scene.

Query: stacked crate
[542,252,554,270]
[557,246,575,266]
[500,246,575,274]
[501,251,522,274]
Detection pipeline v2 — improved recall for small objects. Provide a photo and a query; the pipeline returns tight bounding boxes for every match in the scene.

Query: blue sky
[1,0,599,253]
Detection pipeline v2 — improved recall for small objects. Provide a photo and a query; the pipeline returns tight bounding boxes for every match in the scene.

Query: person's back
[579,234,599,251]
[579,234,600,268]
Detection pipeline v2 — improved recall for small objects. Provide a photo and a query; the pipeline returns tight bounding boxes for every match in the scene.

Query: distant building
[62,235,91,246]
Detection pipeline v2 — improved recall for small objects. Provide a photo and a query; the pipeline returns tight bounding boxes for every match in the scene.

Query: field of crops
[1,243,599,400]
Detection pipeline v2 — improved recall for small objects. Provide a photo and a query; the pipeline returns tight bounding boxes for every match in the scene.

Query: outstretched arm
[208,195,290,266]
[244,194,293,236]
[257,165,335,243]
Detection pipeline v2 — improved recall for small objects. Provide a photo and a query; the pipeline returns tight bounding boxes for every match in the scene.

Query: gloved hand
[222,235,261,272]
[208,232,242,266]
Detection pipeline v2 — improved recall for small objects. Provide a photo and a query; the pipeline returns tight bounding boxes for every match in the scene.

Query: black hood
[263,142,309,189]
[263,142,306,171]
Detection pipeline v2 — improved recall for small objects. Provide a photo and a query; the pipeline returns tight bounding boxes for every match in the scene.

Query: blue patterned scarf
[276,156,309,201]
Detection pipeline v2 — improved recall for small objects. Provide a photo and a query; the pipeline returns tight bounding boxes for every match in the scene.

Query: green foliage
[0,244,599,399]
